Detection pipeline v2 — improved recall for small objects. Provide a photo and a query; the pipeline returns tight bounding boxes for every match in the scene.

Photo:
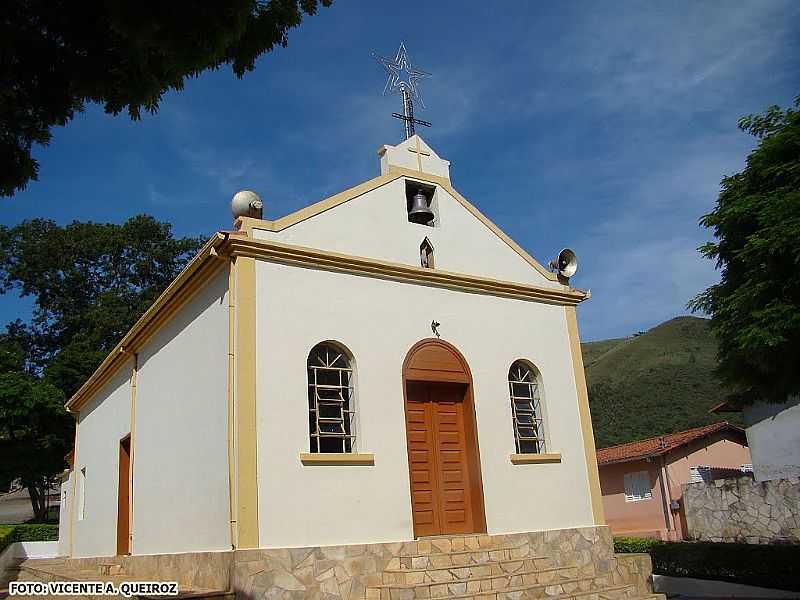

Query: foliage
[583,316,742,448]
[0,523,59,555]
[0,215,204,396]
[650,541,800,591]
[0,215,204,520]
[613,537,660,554]
[0,338,69,521]
[0,0,332,197]
[690,97,800,407]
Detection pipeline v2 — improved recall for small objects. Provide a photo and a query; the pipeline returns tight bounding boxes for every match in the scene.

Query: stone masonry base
[14,526,659,600]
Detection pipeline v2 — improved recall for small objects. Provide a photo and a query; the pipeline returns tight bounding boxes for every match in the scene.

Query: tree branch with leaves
[0,0,332,197]
[690,97,800,407]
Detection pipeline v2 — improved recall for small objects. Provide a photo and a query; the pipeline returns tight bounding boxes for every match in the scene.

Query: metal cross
[373,42,432,140]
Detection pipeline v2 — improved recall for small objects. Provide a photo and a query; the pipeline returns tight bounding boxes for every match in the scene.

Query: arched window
[508,361,545,453]
[420,237,434,268]
[307,342,355,453]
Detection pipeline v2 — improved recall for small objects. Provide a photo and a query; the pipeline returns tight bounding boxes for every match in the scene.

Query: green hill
[582,316,742,448]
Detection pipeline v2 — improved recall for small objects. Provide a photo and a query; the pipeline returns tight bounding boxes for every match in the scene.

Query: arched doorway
[402,339,486,537]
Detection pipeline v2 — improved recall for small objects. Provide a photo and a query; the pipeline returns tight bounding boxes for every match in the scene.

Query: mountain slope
[582,316,742,448]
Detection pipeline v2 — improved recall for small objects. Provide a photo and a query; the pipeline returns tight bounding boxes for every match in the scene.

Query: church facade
[59,136,605,559]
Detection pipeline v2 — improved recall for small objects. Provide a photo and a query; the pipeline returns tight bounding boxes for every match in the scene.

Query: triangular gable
[238,145,558,284]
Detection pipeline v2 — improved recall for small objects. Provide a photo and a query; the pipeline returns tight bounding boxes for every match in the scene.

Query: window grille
[623,470,652,502]
[307,343,355,453]
[508,361,546,453]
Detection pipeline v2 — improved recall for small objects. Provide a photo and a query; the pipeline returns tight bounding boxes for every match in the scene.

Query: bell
[408,190,434,225]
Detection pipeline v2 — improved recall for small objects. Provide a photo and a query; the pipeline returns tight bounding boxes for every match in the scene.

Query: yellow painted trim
[235,166,559,282]
[226,262,238,548]
[509,452,562,464]
[299,453,375,465]
[229,237,587,306]
[234,256,258,549]
[66,234,229,411]
[565,305,605,525]
[128,355,137,553]
[68,416,79,557]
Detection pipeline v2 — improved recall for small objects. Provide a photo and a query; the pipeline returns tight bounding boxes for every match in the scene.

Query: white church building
[52,137,638,599]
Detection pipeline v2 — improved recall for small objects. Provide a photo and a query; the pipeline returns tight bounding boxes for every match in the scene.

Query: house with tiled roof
[597,422,751,540]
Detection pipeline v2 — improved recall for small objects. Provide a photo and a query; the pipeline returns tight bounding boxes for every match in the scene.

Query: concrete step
[0,557,24,588]
[15,560,235,600]
[383,560,571,585]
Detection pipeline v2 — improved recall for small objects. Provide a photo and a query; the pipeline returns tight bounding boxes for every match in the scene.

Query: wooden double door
[405,380,485,537]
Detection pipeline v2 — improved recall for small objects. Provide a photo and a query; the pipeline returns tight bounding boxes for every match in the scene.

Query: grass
[582,316,743,449]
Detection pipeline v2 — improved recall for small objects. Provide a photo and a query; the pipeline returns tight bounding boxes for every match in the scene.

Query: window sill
[510,452,562,464]
[299,452,375,466]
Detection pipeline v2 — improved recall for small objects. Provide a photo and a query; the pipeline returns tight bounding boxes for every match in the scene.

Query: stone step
[136,590,234,600]
[383,561,574,586]
[378,569,584,597]
[399,547,539,570]
[441,582,639,600]
[406,535,523,556]
[372,574,634,600]
[466,592,663,600]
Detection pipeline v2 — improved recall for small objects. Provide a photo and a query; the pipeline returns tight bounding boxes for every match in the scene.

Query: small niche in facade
[420,238,434,269]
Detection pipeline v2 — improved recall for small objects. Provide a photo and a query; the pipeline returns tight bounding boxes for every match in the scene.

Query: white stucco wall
[132,269,231,554]
[57,472,73,557]
[72,362,132,558]
[255,260,594,548]
[254,177,560,289]
[743,397,800,482]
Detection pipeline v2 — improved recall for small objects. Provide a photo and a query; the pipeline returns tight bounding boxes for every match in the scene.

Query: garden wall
[684,476,800,544]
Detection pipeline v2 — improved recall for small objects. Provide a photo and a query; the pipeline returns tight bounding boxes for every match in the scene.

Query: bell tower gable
[379,135,450,179]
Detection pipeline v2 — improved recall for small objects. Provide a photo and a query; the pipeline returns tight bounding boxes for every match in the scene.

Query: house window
[508,361,546,453]
[420,238,434,268]
[78,467,87,520]
[623,470,652,502]
[689,465,711,483]
[307,342,355,453]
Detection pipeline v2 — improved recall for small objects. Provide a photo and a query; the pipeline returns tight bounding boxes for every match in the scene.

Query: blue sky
[2,1,799,340]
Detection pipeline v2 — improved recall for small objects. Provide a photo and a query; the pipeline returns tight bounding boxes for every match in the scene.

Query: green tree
[0,215,204,396]
[0,0,332,197]
[0,216,204,519]
[0,337,70,521]
[690,97,800,407]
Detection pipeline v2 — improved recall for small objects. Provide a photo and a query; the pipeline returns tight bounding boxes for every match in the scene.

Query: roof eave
[65,232,231,412]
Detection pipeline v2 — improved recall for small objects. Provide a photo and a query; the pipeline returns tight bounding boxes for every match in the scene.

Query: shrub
[615,538,800,591]
[613,537,660,554]
[0,524,59,555]
[651,542,800,591]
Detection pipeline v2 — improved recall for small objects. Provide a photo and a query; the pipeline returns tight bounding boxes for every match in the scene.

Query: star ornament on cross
[374,42,431,107]
[373,42,432,139]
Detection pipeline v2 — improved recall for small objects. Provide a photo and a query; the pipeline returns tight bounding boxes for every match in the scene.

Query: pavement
[0,488,60,525]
